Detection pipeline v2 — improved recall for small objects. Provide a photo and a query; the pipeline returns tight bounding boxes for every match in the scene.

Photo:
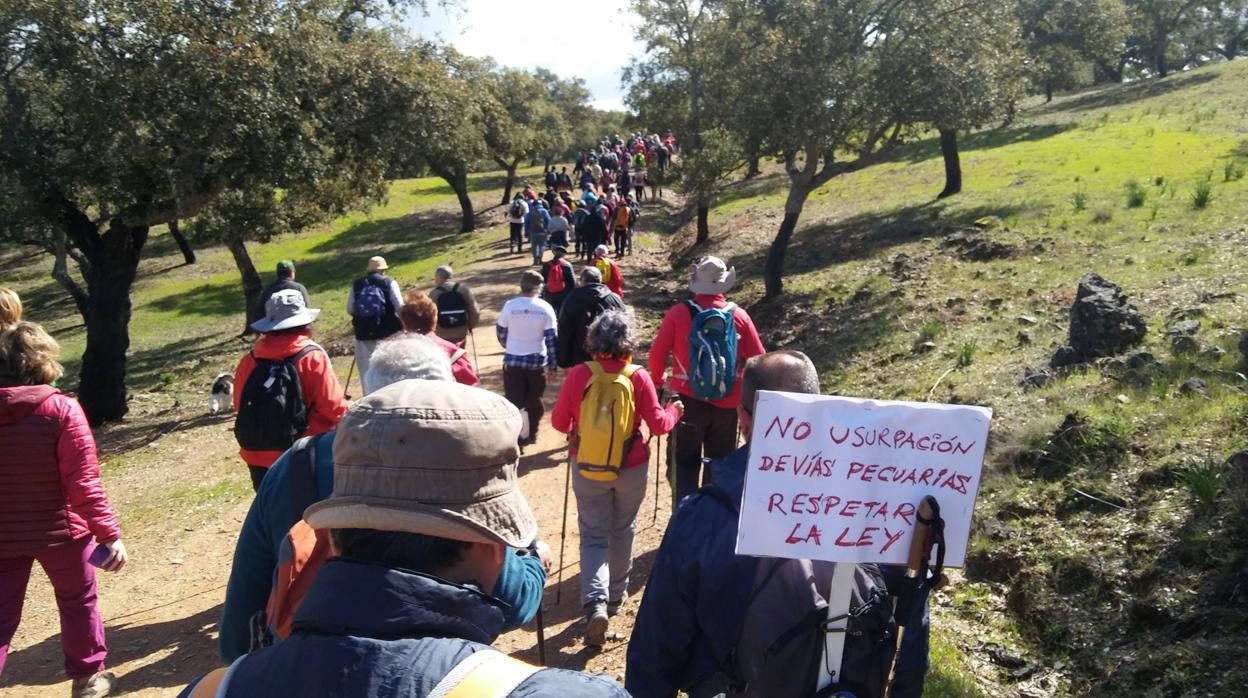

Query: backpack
[351,276,400,341]
[234,345,319,452]
[575,362,640,481]
[615,204,631,229]
[686,301,739,401]
[545,259,572,295]
[594,257,616,286]
[510,200,525,219]
[704,485,898,698]
[436,283,469,329]
[250,434,331,650]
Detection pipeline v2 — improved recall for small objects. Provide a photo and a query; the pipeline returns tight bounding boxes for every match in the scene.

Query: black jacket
[556,283,625,368]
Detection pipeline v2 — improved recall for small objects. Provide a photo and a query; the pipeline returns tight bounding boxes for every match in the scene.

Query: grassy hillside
[681,61,1248,696]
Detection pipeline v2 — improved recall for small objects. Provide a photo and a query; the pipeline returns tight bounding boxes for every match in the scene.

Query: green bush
[957,341,978,368]
[1125,179,1147,208]
[1175,464,1224,508]
[1191,180,1214,209]
[1071,189,1088,212]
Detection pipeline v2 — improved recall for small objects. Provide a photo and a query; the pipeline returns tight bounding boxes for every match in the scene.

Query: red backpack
[251,434,332,649]
[545,258,573,294]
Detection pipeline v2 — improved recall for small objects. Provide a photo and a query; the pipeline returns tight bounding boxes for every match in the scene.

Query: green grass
[924,628,988,698]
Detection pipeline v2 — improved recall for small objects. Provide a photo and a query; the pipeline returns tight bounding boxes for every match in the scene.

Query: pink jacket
[0,385,123,556]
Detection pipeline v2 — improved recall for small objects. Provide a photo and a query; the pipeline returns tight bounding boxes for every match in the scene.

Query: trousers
[502,366,547,441]
[672,395,739,504]
[0,535,107,679]
[573,462,648,607]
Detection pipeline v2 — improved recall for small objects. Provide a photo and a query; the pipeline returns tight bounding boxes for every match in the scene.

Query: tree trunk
[937,128,962,199]
[501,163,517,205]
[226,233,264,334]
[1044,81,1054,103]
[452,169,474,232]
[1155,44,1169,77]
[78,223,148,424]
[696,205,710,244]
[746,152,761,178]
[51,230,90,319]
[169,219,196,264]
[763,184,813,298]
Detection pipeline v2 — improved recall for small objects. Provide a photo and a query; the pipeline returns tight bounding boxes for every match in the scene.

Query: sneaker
[585,602,609,647]
[71,672,116,698]
[607,595,627,617]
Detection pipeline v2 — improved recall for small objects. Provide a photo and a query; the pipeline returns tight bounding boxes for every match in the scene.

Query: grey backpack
[704,485,898,698]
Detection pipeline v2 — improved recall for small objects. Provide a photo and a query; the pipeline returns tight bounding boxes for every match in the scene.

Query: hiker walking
[256,260,310,320]
[557,266,626,369]
[507,194,529,255]
[496,271,558,450]
[648,256,765,503]
[579,198,609,263]
[526,201,551,266]
[591,245,625,298]
[556,166,574,193]
[547,205,571,250]
[400,291,479,386]
[347,256,403,381]
[541,245,576,315]
[428,265,480,346]
[627,352,932,698]
[234,290,347,491]
[551,310,682,647]
[0,322,128,698]
[186,381,624,698]
[612,197,633,256]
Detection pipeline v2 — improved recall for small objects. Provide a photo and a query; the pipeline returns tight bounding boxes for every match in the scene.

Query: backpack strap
[287,434,323,521]
[286,343,322,366]
[428,649,540,698]
[449,347,467,363]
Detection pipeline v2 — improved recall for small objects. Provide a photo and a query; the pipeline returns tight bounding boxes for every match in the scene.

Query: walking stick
[468,329,481,373]
[884,495,942,698]
[344,356,356,400]
[536,606,548,666]
[652,433,662,526]
[555,454,572,605]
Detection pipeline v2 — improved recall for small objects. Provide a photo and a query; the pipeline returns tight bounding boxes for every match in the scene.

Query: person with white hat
[182,381,628,697]
[647,256,766,505]
[233,290,347,492]
[347,256,403,383]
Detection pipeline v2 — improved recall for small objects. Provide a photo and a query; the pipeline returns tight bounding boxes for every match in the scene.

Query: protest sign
[735,391,992,567]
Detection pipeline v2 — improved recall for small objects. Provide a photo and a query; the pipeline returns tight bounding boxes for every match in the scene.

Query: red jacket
[233,331,348,467]
[647,294,767,409]
[428,333,480,387]
[593,254,624,297]
[0,385,123,555]
[551,359,680,469]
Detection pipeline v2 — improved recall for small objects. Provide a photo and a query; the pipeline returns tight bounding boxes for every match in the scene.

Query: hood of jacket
[252,330,314,361]
[292,557,507,645]
[0,384,58,425]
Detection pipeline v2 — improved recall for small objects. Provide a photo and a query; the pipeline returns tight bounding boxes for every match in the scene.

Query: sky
[405,0,644,112]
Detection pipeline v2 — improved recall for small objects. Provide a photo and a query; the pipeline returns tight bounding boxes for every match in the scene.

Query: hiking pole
[536,606,548,666]
[652,433,661,526]
[344,356,356,400]
[884,495,940,698]
[468,329,481,374]
[555,453,572,606]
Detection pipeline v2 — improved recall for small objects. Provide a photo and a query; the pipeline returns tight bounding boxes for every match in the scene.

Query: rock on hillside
[1051,273,1147,368]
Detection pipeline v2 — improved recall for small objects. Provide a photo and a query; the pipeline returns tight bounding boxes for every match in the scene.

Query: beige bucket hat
[367,256,389,272]
[689,256,737,295]
[304,380,536,547]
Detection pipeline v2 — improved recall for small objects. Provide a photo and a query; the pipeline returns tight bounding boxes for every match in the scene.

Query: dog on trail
[210,373,234,415]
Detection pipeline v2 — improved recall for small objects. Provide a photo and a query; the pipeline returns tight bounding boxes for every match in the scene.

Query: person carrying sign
[429,265,480,346]
[648,256,765,505]
[625,351,931,698]
[550,310,682,648]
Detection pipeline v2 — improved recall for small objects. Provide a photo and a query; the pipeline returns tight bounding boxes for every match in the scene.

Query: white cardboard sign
[735,391,992,567]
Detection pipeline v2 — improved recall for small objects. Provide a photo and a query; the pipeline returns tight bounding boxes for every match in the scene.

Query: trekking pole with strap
[884,495,945,698]
[555,450,572,606]
[344,356,356,400]
[535,606,547,666]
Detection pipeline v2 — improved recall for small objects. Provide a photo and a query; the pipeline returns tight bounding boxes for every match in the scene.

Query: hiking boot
[71,672,116,698]
[585,602,609,647]
[607,594,627,617]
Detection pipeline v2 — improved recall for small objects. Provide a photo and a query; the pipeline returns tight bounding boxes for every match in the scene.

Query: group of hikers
[0,142,935,698]
[509,133,676,264]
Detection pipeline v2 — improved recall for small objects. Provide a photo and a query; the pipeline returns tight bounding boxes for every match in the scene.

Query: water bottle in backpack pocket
[234,346,318,452]
[575,362,640,481]
[686,301,739,401]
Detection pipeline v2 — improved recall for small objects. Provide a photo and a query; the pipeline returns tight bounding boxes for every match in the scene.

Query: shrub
[1225,160,1246,182]
[1021,411,1135,479]
[957,341,978,368]
[919,322,945,342]
[1175,464,1224,509]
[1125,179,1147,208]
[1154,175,1165,187]
[1191,180,1213,209]
[1071,189,1088,212]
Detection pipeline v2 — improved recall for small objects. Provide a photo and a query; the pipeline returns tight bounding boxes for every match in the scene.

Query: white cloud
[405,0,643,111]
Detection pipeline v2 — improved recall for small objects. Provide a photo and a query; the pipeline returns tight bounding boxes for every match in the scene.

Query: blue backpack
[686,300,738,401]
[352,275,400,341]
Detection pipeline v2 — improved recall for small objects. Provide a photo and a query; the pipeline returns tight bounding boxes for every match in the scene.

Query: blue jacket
[626,444,931,698]
[190,559,626,697]
[219,431,546,662]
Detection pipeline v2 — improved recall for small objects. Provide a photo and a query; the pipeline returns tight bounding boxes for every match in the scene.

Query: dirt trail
[1,208,681,696]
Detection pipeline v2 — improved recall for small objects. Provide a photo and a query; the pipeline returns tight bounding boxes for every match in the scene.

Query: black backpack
[351,276,401,341]
[234,345,320,452]
[704,484,898,698]
[436,283,469,329]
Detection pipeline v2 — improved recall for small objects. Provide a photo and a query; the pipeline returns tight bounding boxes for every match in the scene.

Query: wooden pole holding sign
[816,563,856,692]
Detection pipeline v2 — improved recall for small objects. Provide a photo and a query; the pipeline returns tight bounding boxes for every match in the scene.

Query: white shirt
[496,295,557,357]
[508,199,530,224]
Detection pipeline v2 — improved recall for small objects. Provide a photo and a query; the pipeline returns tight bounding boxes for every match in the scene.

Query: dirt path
[1,203,683,696]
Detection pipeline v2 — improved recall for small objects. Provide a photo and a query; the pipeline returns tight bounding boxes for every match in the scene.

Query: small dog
[210,373,234,415]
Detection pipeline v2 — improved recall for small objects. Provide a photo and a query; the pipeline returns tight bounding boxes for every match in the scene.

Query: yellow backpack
[594,257,615,285]
[576,362,640,481]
